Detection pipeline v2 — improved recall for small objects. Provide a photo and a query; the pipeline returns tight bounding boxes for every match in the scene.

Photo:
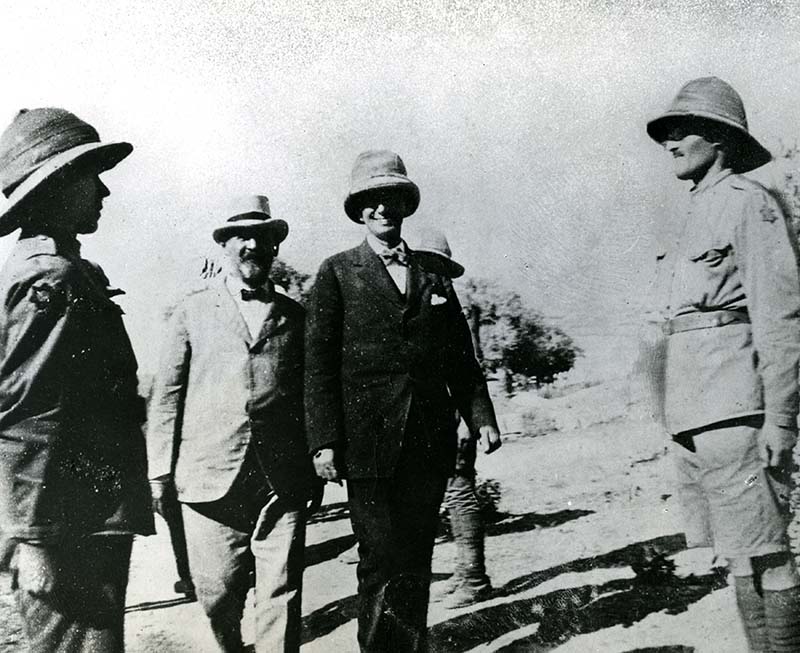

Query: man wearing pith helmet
[647,77,800,652]
[0,108,154,651]
[147,195,321,652]
[414,229,496,610]
[305,150,501,652]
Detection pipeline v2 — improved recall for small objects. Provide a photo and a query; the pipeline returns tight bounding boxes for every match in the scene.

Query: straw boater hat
[212,195,289,244]
[413,228,465,279]
[646,76,771,173]
[344,149,420,223]
[0,108,133,236]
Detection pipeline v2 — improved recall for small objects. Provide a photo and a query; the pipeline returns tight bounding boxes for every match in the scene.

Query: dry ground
[0,384,753,651]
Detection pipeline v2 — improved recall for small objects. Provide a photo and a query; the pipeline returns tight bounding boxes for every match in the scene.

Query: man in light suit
[147,195,320,653]
[305,150,501,652]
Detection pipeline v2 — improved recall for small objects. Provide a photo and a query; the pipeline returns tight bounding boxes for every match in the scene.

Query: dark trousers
[347,447,448,653]
[12,536,133,653]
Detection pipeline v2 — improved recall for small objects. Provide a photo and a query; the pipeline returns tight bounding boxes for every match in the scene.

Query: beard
[238,257,270,286]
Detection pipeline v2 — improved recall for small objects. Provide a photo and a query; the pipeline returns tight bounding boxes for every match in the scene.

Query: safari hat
[212,194,289,244]
[344,149,420,223]
[647,77,771,173]
[413,228,464,279]
[0,108,133,236]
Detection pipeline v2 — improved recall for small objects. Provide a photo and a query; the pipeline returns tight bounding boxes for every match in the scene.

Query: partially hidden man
[305,150,501,653]
[0,108,154,652]
[147,195,321,653]
[648,77,800,653]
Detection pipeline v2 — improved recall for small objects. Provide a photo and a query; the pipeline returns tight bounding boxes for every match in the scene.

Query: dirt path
[1,410,750,652]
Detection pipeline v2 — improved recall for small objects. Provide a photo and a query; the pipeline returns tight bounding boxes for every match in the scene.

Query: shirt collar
[224,274,274,301]
[691,167,733,195]
[16,233,81,258]
[366,234,408,256]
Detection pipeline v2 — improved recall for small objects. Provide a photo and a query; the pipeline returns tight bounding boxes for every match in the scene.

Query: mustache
[240,250,267,261]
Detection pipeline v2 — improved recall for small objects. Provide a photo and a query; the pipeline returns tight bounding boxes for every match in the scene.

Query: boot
[444,510,492,609]
[734,576,769,653]
[433,511,464,602]
[764,586,800,653]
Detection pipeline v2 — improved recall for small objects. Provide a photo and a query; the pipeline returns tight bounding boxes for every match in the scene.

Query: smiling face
[661,122,727,184]
[221,230,277,287]
[358,188,409,246]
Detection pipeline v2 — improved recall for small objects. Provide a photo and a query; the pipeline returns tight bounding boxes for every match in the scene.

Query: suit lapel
[212,279,252,345]
[252,299,288,348]
[353,240,405,308]
[404,256,426,317]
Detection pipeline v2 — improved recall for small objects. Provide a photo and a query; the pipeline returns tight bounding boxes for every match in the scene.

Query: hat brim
[344,177,420,223]
[213,217,289,244]
[0,140,133,237]
[412,249,465,279]
[646,112,772,173]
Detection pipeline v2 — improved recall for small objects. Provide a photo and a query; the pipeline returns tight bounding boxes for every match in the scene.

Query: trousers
[12,536,132,653]
[347,441,448,653]
[182,479,306,653]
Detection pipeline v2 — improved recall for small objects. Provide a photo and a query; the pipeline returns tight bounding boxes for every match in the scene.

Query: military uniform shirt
[653,169,800,434]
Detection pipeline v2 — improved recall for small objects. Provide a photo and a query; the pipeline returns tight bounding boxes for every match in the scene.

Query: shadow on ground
[306,534,357,568]
[428,534,723,652]
[439,507,595,542]
[487,509,595,537]
[307,501,350,525]
[125,596,196,613]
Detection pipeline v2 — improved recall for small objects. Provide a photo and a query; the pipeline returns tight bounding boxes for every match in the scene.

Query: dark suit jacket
[147,279,316,503]
[0,235,154,550]
[304,240,497,479]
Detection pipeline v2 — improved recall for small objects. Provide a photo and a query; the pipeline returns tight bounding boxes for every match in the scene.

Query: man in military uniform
[647,77,800,652]
[305,150,501,652]
[0,108,154,652]
[413,229,495,610]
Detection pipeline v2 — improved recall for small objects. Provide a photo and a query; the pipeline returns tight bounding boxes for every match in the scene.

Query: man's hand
[759,423,797,469]
[313,448,340,483]
[478,425,502,454]
[150,479,179,519]
[15,543,58,597]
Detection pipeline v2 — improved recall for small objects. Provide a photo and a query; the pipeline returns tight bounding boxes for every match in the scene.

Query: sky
[1,0,799,374]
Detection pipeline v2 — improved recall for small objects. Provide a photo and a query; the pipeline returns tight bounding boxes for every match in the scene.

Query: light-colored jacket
[147,278,314,503]
[652,169,800,434]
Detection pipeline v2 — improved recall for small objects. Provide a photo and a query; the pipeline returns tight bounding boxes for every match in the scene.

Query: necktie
[379,246,409,266]
[241,287,268,302]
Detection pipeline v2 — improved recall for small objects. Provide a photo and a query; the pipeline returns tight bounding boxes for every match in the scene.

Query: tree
[767,143,800,240]
[458,277,580,394]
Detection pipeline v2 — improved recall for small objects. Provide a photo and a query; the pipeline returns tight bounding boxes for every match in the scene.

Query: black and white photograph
[1,2,800,651]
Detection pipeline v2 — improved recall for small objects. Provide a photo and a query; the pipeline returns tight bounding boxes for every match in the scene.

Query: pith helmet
[0,108,133,236]
[344,149,420,223]
[212,194,289,245]
[413,228,464,279]
[647,77,771,173]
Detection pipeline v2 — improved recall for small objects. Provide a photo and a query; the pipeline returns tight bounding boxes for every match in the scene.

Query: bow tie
[240,287,269,302]
[378,246,409,266]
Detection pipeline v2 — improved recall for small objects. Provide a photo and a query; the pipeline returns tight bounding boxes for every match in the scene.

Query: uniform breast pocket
[689,243,731,268]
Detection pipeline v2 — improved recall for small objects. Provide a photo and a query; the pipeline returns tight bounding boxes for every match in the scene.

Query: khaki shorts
[671,418,792,561]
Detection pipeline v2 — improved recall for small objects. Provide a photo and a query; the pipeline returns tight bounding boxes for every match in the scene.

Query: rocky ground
[0,381,755,651]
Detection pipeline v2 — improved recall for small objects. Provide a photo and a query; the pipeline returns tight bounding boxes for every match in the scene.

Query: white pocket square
[430,294,447,305]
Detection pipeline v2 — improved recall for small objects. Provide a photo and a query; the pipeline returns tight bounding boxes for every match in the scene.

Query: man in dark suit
[305,150,501,652]
[148,195,320,653]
